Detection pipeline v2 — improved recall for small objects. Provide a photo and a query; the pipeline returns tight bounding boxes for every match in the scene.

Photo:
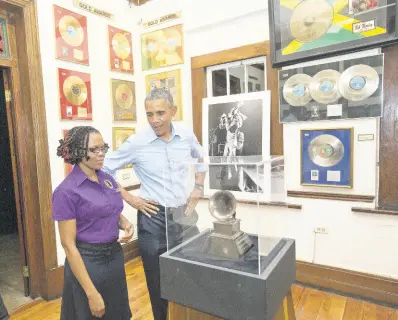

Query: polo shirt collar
[71,164,105,187]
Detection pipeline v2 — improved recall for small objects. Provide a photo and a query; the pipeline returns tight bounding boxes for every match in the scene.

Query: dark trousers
[0,294,9,320]
[137,206,199,320]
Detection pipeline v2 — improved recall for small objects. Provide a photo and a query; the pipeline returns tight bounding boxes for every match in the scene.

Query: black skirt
[61,241,132,320]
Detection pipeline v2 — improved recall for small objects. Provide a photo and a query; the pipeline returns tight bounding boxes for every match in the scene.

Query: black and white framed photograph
[202,91,271,200]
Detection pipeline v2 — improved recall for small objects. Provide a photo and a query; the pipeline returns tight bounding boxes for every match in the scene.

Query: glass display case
[159,156,296,320]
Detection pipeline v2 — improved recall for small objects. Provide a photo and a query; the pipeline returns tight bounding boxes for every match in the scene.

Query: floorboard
[9,258,398,320]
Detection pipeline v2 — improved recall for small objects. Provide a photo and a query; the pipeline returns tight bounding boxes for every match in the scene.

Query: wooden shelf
[287,190,375,203]
[351,207,398,216]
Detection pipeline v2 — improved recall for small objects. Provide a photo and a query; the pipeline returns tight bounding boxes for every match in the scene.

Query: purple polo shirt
[52,165,123,243]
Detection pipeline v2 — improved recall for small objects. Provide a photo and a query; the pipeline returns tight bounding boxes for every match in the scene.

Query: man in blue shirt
[103,88,207,320]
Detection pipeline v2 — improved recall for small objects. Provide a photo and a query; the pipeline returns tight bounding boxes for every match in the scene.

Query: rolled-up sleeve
[52,189,77,221]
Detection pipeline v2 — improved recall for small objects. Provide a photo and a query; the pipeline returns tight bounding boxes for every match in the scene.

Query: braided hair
[57,126,100,165]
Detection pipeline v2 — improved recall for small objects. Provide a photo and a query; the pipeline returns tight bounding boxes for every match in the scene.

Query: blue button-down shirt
[102,123,207,207]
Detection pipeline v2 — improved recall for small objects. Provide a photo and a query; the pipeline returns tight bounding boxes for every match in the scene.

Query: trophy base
[202,219,254,259]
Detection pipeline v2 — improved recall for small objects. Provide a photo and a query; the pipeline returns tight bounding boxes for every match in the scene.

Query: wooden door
[0,69,29,296]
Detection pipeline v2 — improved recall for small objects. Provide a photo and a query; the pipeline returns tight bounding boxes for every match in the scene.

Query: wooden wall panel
[378,45,398,210]
[191,68,206,145]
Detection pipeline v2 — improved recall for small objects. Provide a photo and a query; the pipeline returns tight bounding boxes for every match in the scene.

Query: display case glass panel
[161,156,287,277]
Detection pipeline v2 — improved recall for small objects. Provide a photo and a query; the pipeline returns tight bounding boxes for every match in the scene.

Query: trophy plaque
[203,190,253,259]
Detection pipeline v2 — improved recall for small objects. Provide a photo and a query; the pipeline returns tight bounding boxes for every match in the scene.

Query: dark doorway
[0,69,31,311]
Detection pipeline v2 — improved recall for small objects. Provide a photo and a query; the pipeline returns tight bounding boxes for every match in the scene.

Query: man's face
[145,98,177,137]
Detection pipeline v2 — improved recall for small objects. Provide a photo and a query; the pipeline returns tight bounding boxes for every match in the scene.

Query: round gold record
[283,74,313,106]
[290,0,334,43]
[308,134,344,167]
[338,64,379,101]
[112,33,131,59]
[63,76,88,106]
[115,84,133,110]
[59,15,84,47]
[309,69,342,104]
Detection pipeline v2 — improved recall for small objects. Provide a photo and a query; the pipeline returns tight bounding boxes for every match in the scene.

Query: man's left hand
[118,222,134,243]
[184,188,201,216]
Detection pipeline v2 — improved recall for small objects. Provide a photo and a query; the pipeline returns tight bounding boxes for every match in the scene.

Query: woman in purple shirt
[52,126,133,320]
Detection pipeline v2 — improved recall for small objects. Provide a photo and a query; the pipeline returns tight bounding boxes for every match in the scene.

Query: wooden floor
[10,258,398,320]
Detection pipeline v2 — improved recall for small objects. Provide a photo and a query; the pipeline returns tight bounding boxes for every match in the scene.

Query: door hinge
[22,266,29,278]
[5,90,12,102]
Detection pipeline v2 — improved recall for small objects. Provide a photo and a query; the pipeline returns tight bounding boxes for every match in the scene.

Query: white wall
[36,0,398,279]
[36,0,142,264]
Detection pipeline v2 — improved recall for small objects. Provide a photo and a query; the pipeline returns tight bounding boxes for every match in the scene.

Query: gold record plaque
[269,0,398,67]
[108,25,134,73]
[54,5,89,65]
[145,69,182,120]
[111,79,136,121]
[141,24,184,71]
[58,68,92,120]
[112,127,136,150]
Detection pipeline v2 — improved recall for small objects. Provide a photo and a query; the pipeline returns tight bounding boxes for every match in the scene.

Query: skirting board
[43,239,140,301]
[296,261,398,307]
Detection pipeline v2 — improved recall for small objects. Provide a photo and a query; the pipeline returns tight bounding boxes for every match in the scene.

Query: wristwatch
[194,184,204,191]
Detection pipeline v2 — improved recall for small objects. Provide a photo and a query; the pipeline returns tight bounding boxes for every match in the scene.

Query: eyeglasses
[86,144,109,154]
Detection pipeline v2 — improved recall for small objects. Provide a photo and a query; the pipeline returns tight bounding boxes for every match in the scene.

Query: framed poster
[145,69,183,120]
[54,5,89,65]
[279,54,384,123]
[141,24,184,71]
[58,68,92,120]
[112,127,136,150]
[108,25,134,74]
[110,79,136,121]
[268,0,398,67]
[202,91,271,200]
[62,129,73,177]
[0,16,10,59]
[301,127,354,188]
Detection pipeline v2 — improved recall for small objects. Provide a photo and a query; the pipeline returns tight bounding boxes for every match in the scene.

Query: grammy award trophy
[202,190,253,259]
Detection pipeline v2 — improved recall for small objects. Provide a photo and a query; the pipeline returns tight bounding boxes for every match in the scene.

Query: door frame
[0,0,59,300]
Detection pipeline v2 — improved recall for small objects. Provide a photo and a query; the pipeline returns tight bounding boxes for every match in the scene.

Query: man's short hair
[145,87,174,107]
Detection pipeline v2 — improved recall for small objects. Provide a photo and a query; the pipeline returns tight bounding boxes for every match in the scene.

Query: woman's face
[80,132,108,171]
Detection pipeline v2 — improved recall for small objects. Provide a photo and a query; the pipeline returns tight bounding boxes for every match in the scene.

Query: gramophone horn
[208,190,237,222]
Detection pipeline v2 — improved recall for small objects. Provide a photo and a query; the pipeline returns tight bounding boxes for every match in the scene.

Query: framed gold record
[58,68,92,120]
[145,69,183,121]
[141,24,184,71]
[111,79,136,122]
[112,127,136,150]
[268,0,398,67]
[108,25,134,74]
[54,5,89,65]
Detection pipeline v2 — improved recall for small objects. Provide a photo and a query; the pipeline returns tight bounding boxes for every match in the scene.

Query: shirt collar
[145,122,184,144]
[71,164,105,187]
